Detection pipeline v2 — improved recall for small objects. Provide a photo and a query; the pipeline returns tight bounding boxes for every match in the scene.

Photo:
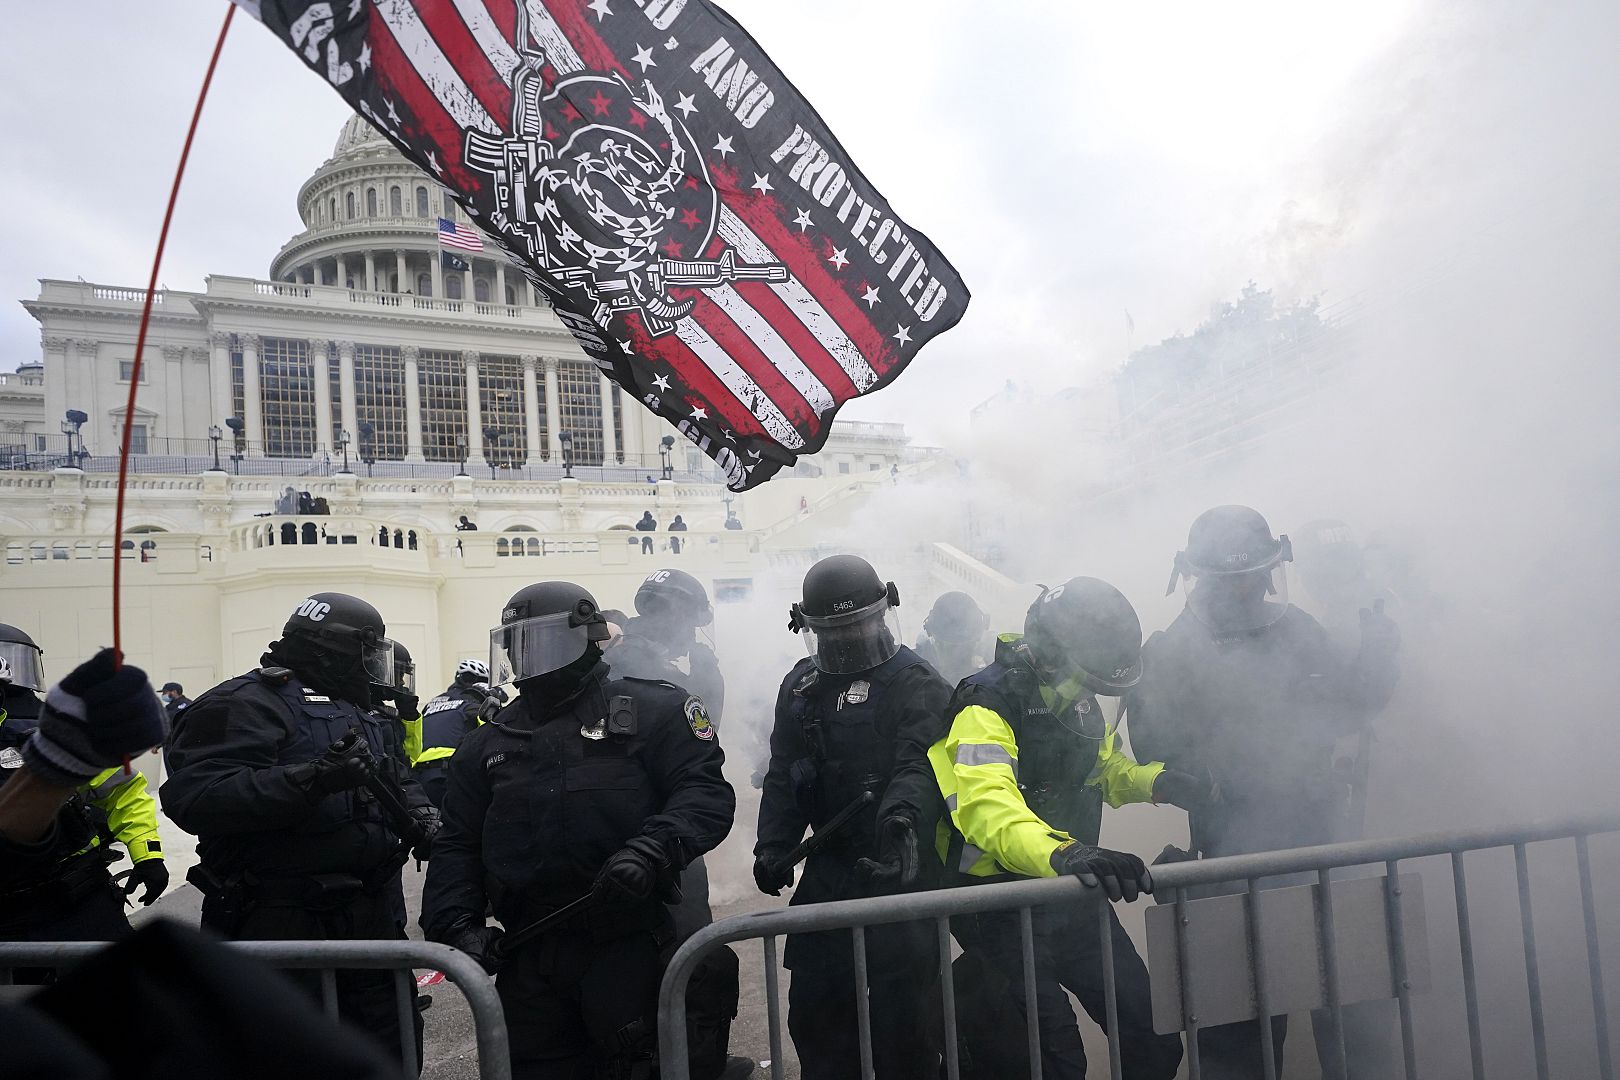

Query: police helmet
[924,591,988,644]
[281,593,394,687]
[491,581,610,685]
[455,658,491,686]
[1168,506,1293,632]
[392,640,416,696]
[1023,577,1142,696]
[633,568,713,627]
[788,555,902,674]
[0,622,45,693]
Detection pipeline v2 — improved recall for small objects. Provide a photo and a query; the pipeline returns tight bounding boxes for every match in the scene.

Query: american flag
[240,0,967,489]
[438,217,484,252]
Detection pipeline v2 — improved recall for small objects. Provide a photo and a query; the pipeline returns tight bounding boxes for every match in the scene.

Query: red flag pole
[113,3,235,667]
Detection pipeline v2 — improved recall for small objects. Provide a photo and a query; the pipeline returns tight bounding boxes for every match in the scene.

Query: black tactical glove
[1152,769,1215,810]
[394,692,421,722]
[856,813,920,887]
[293,732,376,797]
[593,835,669,905]
[118,858,170,906]
[442,917,504,975]
[409,804,441,862]
[22,648,166,788]
[1049,840,1153,903]
[753,851,794,896]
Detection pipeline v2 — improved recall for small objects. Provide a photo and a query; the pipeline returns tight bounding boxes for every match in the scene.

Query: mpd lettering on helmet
[1044,585,1065,603]
[646,570,672,584]
[295,598,331,622]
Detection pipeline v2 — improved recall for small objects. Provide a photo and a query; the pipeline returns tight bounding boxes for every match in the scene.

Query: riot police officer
[612,568,726,721]
[1126,506,1401,1078]
[410,658,500,807]
[754,555,954,1080]
[162,593,435,1069]
[930,579,1188,1080]
[914,590,992,685]
[0,634,168,945]
[421,581,734,1080]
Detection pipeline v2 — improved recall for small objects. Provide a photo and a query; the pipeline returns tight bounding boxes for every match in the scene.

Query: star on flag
[653,374,671,391]
[631,45,657,71]
[827,247,849,271]
[893,325,913,346]
[751,173,773,195]
[860,286,881,308]
[793,209,813,232]
[587,0,612,21]
[713,135,735,159]
[674,93,697,119]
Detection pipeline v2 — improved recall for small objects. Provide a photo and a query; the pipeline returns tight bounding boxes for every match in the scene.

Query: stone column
[430,251,443,299]
[599,372,618,465]
[403,346,425,461]
[338,255,350,289]
[620,388,643,465]
[42,337,69,435]
[207,332,232,428]
[161,343,186,440]
[364,251,377,292]
[394,251,408,294]
[337,341,359,445]
[520,355,543,466]
[241,333,264,453]
[543,356,563,460]
[311,339,334,454]
[495,261,508,306]
[463,351,483,461]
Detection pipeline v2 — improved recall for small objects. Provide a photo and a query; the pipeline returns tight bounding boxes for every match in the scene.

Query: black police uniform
[945,643,1182,1080]
[421,665,734,1080]
[161,665,430,1068]
[0,692,131,948]
[611,618,727,725]
[1126,603,1399,1079]
[756,646,952,1080]
[415,683,488,806]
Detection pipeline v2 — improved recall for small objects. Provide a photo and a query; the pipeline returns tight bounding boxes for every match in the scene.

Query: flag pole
[113,3,235,668]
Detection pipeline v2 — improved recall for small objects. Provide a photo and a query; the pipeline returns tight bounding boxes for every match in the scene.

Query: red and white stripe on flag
[239,0,968,489]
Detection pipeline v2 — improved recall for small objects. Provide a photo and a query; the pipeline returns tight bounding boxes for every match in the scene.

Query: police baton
[329,729,427,851]
[494,893,594,962]
[771,789,876,875]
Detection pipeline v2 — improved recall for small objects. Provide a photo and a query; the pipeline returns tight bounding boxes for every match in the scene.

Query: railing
[0,939,509,1080]
[658,812,1620,1080]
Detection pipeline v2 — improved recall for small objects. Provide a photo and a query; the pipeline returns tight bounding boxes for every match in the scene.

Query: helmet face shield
[1185,562,1292,632]
[0,642,43,692]
[359,638,396,688]
[395,663,416,695]
[797,596,902,674]
[491,612,594,685]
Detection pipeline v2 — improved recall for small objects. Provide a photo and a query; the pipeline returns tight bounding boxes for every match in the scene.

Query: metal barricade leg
[852,926,875,1080]
[1384,860,1419,1080]
[938,917,960,1080]
[1245,879,1278,1080]
[395,967,418,1077]
[1317,869,1349,1078]
[1020,906,1043,1080]
[319,966,340,1021]
[763,936,784,1080]
[1174,888,1202,1080]
[1098,899,1123,1080]
[1515,842,1551,1080]
[1451,851,1487,1080]
[1577,835,1616,1080]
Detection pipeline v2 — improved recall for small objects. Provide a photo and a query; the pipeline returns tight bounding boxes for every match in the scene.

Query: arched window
[417,273,433,297]
[366,188,378,217]
[415,186,429,217]
[393,529,404,549]
[379,526,390,546]
[505,283,517,305]
[496,538,510,557]
[443,202,456,224]
[345,191,356,218]
[302,522,318,545]
[328,196,336,222]
[281,523,297,545]
[407,531,418,550]
[446,275,463,300]
[389,186,402,216]
[526,537,542,556]
[474,278,490,303]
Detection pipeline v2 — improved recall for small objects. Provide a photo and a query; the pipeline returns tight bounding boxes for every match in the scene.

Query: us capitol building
[0,116,1015,695]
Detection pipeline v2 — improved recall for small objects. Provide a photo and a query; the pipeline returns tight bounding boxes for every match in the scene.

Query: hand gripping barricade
[658,811,1620,1080]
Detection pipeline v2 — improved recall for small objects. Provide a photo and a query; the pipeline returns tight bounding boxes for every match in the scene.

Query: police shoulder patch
[684,696,714,741]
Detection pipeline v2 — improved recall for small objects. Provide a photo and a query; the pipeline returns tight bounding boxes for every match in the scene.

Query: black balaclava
[265,635,371,706]
[517,645,605,717]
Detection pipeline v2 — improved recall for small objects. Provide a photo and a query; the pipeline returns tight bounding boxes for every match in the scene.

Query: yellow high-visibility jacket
[928,636,1162,879]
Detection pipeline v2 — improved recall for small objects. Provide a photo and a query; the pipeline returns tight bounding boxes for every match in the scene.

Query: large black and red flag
[235,0,969,488]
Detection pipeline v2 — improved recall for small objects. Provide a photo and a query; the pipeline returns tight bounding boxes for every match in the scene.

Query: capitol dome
[270,118,528,306]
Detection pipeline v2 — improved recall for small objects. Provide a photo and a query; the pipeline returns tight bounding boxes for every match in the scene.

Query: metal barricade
[659,811,1620,1080]
[0,938,510,1080]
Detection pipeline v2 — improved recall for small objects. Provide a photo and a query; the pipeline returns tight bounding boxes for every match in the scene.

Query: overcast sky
[0,0,1545,444]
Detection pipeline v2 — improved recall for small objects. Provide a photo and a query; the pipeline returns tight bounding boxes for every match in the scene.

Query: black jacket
[420,668,734,939]
[1125,604,1397,856]
[161,668,428,879]
[608,618,726,725]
